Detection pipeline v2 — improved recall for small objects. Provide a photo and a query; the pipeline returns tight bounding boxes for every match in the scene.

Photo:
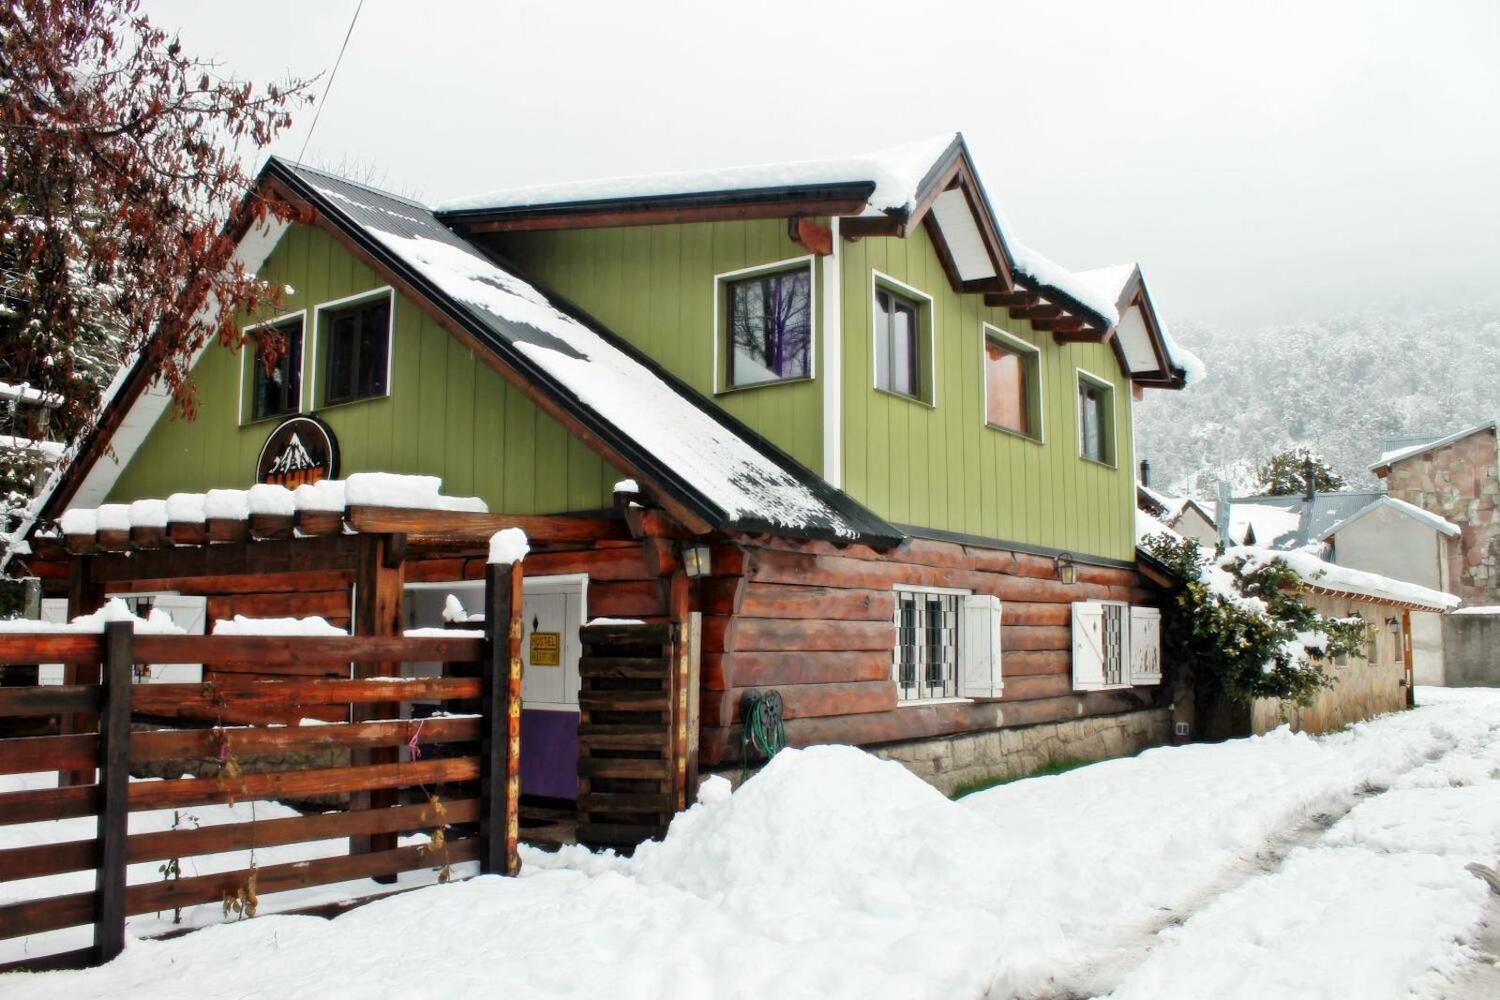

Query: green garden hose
[739,689,787,784]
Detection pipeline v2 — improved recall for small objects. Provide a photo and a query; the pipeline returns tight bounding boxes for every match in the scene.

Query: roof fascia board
[439,182,876,234]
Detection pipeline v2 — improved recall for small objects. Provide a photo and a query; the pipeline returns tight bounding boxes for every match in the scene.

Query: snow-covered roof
[1224,545,1460,612]
[278,160,898,545]
[440,133,961,219]
[441,132,1200,389]
[1370,421,1497,472]
[1228,501,1304,549]
[1229,492,1460,550]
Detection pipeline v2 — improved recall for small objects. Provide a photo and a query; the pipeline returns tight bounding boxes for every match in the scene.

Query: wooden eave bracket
[788,216,833,256]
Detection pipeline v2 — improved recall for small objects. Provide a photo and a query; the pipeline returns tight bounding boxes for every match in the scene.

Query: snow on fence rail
[0,562,525,974]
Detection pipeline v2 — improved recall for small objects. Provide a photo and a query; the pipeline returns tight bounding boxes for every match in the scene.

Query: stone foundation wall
[870,707,1173,797]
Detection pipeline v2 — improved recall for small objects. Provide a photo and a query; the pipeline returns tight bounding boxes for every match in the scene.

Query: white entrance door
[521,588,583,709]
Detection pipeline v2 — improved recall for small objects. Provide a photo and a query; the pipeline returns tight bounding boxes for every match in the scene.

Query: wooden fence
[0,560,523,974]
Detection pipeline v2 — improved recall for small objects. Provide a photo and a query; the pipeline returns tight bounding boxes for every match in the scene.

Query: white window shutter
[960,595,1003,699]
[1130,606,1162,685]
[1072,601,1106,691]
[144,595,207,683]
[38,598,69,685]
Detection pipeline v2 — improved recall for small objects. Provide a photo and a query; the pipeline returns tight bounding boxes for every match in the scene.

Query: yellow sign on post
[529,631,561,667]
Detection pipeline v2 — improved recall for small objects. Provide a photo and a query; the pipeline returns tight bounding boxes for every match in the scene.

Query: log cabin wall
[697,532,1169,766]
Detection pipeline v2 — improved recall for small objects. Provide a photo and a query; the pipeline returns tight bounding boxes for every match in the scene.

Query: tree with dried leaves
[0,0,312,453]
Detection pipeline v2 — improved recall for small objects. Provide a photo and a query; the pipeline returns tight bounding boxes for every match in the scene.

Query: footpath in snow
[4,688,1499,999]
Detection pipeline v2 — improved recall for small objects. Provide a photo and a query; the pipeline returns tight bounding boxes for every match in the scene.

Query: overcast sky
[147,0,1499,330]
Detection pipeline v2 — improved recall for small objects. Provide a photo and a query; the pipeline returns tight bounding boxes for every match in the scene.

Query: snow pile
[291,479,346,512]
[125,498,167,529]
[0,597,184,635]
[441,594,473,623]
[7,693,1500,997]
[613,478,639,494]
[211,615,347,637]
[487,527,529,564]
[56,507,96,535]
[204,488,249,520]
[0,434,66,460]
[93,503,129,532]
[246,483,296,517]
[165,492,206,523]
[439,133,959,218]
[343,473,487,513]
[1224,545,1461,611]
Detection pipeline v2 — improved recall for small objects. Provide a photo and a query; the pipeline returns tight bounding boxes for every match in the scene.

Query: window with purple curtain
[726,267,812,387]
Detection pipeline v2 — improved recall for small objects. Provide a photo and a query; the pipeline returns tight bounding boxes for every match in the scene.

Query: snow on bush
[1141,531,1369,707]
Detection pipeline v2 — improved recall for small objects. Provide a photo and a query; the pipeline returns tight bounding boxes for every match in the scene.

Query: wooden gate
[0,559,523,973]
[575,621,692,850]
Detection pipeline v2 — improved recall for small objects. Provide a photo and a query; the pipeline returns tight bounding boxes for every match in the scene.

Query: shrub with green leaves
[1142,532,1370,707]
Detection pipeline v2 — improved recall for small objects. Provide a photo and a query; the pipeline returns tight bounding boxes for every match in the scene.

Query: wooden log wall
[697,534,1167,766]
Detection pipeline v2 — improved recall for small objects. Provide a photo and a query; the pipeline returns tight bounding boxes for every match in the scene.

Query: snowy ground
[4,687,1500,999]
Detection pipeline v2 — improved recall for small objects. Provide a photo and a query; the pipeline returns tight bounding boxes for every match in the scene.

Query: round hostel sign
[256,415,339,488]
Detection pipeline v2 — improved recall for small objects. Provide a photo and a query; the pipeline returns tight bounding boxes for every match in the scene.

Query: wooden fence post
[61,556,104,787]
[94,620,132,964]
[350,533,404,874]
[480,559,523,875]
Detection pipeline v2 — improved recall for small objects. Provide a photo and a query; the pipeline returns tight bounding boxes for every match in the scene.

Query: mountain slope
[1136,307,1500,497]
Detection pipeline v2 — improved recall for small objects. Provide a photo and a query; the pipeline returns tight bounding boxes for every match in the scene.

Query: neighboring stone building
[1372,421,1499,605]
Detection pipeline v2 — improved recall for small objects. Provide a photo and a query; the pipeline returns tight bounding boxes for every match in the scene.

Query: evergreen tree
[1255,448,1345,496]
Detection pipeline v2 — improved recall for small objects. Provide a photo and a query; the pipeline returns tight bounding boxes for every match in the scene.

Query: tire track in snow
[1021,782,1387,1000]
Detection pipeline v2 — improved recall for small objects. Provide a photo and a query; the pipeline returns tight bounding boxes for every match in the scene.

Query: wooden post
[480,559,523,875]
[1401,609,1415,709]
[94,620,132,964]
[351,534,405,872]
[669,571,690,812]
[62,556,105,787]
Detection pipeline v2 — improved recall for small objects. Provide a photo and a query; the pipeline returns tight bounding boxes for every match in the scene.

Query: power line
[296,0,364,164]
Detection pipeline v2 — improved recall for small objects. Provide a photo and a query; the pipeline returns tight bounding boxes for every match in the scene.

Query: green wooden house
[35,133,1199,800]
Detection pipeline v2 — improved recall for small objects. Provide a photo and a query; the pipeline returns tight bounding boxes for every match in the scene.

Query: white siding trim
[821,217,842,487]
[310,286,396,411]
[66,217,290,509]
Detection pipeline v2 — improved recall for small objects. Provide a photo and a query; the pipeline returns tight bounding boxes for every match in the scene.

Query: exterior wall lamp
[682,543,712,579]
[1055,552,1078,586]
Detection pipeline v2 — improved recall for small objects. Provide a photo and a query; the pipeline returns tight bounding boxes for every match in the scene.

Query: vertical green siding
[106,223,618,512]
[482,221,825,474]
[840,225,1137,561]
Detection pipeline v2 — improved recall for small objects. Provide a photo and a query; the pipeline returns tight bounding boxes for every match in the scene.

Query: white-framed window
[983,324,1043,440]
[893,586,1002,702]
[237,310,307,426]
[1072,600,1162,690]
[871,271,935,405]
[312,287,395,409]
[713,256,816,392]
[1077,368,1117,466]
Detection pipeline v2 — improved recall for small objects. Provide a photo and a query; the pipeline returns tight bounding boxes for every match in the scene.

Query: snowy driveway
[5,687,1499,999]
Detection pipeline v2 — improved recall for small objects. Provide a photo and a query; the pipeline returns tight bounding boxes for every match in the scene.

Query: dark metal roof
[268,158,903,548]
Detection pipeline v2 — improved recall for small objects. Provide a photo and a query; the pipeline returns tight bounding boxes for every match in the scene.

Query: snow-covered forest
[1137,305,1500,497]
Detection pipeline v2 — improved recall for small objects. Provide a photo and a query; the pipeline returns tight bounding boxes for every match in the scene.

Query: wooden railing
[0,560,523,974]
